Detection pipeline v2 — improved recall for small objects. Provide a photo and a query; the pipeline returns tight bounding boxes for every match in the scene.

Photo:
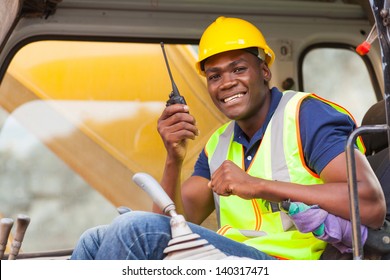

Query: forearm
[155,103,198,214]
[153,155,184,215]
[254,179,385,228]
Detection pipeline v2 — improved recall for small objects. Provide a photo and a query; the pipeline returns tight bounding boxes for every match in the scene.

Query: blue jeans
[70,211,275,260]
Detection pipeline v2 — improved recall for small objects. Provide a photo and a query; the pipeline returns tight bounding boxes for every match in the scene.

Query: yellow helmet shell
[196,16,275,75]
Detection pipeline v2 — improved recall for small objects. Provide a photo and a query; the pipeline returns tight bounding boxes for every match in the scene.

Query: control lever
[8,214,30,260]
[0,218,14,259]
[132,172,247,260]
[133,172,177,217]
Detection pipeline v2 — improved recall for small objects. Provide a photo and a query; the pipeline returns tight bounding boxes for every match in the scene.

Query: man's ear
[262,63,272,82]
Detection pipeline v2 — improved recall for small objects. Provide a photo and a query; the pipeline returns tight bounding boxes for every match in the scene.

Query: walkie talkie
[160,42,187,106]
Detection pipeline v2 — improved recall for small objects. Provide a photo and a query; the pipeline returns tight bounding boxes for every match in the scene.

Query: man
[70,16,386,260]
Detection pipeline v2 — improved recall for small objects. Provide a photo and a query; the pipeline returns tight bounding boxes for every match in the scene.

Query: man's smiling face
[204,49,270,122]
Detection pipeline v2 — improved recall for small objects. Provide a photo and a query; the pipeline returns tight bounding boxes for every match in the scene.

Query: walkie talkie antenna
[161,42,186,106]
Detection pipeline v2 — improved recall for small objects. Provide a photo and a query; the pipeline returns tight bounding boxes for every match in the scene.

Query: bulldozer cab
[0,0,388,262]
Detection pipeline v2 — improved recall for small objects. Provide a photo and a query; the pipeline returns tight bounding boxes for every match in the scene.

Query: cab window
[0,40,222,252]
[300,45,380,125]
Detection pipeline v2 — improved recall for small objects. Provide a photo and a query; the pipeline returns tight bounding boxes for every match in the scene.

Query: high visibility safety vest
[205,90,365,260]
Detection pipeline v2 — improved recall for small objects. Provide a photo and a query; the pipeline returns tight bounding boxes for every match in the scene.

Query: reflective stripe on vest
[209,91,310,225]
[209,91,296,227]
[206,90,363,260]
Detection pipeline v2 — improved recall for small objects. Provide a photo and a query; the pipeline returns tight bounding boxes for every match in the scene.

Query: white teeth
[224,93,244,103]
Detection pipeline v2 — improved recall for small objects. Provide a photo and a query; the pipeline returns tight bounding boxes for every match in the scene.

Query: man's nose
[220,74,237,90]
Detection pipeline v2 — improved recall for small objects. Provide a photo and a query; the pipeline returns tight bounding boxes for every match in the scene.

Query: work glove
[284,201,367,254]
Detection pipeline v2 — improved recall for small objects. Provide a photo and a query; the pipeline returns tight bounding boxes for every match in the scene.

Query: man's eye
[234,67,247,73]
[208,74,220,81]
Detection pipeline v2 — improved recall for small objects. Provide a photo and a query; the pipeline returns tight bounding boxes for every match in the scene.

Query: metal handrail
[346,124,388,259]
[347,0,390,260]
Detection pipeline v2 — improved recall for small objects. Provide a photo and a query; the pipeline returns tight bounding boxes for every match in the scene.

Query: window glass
[0,103,119,252]
[0,41,221,253]
[302,48,377,125]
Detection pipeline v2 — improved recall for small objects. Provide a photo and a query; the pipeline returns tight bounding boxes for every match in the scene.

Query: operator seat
[322,99,390,260]
[360,99,390,260]
[361,99,390,221]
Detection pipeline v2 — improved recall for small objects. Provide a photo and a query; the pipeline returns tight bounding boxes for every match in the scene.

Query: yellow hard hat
[196,16,275,75]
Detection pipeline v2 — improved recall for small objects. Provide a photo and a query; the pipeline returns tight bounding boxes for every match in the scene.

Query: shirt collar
[233,87,283,147]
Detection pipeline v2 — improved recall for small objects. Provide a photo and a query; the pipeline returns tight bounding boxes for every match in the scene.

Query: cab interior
[0,0,388,259]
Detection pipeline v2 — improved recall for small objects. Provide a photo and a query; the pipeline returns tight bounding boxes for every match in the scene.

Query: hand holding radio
[157,43,198,160]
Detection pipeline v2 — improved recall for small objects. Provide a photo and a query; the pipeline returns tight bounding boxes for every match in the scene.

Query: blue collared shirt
[233,87,282,169]
[192,87,356,179]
